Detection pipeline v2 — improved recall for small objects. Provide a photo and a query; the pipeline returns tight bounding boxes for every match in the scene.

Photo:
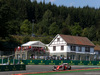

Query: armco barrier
[0,59,100,65]
[0,65,26,71]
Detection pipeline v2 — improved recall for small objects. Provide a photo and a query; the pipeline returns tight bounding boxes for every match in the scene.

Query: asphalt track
[52,71,100,75]
[0,65,100,75]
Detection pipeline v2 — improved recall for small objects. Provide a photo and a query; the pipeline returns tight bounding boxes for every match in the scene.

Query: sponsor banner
[0,59,100,65]
[22,60,100,65]
[0,65,26,71]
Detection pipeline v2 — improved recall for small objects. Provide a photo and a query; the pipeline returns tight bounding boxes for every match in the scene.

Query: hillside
[0,0,100,45]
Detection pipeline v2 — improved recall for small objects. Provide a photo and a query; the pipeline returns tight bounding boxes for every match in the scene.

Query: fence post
[2,57,3,64]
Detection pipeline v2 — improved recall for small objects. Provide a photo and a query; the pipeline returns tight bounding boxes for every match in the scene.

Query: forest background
[0,0,100,48]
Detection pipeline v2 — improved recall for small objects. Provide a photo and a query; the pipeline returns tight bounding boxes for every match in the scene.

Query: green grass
[26,69,100,75]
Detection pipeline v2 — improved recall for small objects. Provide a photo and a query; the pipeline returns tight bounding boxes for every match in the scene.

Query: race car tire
[52,69,56,71]
[54,66,56,69]
[68,66,71,70]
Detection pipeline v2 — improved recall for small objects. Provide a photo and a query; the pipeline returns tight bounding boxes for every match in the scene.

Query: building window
[61,46,64,50]
[57,38,60,41]
[78,46,82,52]
[85,47,90,52]
[70,46,76,51]
[53,46,56,51]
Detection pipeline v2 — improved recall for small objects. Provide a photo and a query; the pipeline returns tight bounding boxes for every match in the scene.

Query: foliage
[70,23,82,36]
[0,0,100,45]
[23,36,30,43]
[41,36,53,44]
[61,27,71,35]
[49,22,59,35]
[20,19,32,35]
[82,26,96,41]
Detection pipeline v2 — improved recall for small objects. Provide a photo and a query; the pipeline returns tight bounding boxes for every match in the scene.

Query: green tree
[82,26,96,41]
[65,14,71,26]
[82,27,89,37]
[7,20,21,35]
[0,0,17,37]
[41,36,52,44]
[23,36,30,43]
[88,26,96,41]
[20,19,32,35]
[61,27,71,35]
[70,23,82,36]
[95,19,100,41]
[34,9,53,35]
[49,22,59,35]
[42,9,53,27]
[96,30,100,41]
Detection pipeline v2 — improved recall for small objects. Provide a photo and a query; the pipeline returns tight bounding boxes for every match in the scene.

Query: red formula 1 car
[52,63,71,71]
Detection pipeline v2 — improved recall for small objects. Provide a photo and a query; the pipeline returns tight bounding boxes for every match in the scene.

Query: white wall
[48,34,94,55]
[94,51,98,55]
[48,46,67,53]
[48,35,67,53]
[49,45,94,54]
[51,35,66,45]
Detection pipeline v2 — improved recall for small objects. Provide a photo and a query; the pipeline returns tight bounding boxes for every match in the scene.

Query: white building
[48,34,95,61]
[15,41,48,60]
[94,45,100,60]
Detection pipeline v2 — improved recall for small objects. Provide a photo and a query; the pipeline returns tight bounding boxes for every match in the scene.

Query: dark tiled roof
[94,45,100,51]
[59,34,95,46]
